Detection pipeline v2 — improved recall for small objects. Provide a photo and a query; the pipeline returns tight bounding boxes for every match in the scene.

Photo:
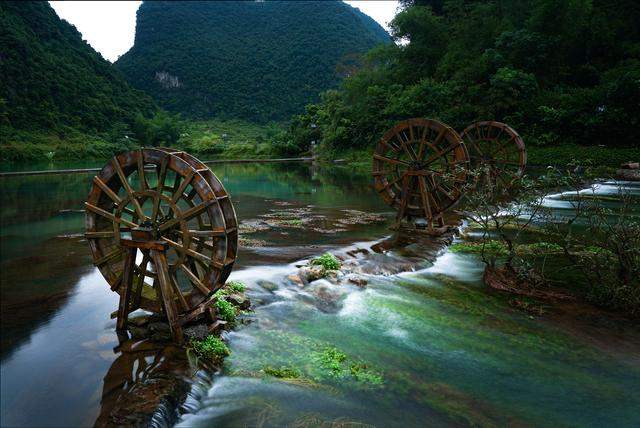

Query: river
[1,162,639,427]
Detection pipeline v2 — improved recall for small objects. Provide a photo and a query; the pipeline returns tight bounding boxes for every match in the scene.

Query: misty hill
[0,1,157,157]
[115,1,390,122]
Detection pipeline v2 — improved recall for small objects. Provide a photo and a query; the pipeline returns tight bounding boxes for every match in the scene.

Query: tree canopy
[282,0,640,154]
[0,1,157,136]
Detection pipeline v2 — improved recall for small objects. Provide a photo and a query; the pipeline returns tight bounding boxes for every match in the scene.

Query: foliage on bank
[0,2,161,161]
[280,0,640,158]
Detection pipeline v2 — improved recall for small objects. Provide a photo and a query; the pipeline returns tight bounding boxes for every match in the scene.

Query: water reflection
[0,162,389,427]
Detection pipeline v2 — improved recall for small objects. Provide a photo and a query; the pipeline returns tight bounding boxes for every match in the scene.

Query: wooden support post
[116,246,136,332]
[151,249,184,344]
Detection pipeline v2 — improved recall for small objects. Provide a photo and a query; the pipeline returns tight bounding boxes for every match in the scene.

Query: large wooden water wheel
[460,121,526,187]
[372,118,470,229]
[85,148,238,341]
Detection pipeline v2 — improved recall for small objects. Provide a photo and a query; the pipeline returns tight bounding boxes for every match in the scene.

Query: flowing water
[1,163,639,427]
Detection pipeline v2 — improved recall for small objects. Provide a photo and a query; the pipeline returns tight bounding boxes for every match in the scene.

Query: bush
[189,335,230,364]
[215,298,237,323]
[311,252,341,270]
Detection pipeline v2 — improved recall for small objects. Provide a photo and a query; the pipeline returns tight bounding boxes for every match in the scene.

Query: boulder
[226,293,251,310]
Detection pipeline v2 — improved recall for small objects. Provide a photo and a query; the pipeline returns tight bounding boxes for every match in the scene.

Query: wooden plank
[112,157,147,221]
[116,247,136,331]
[93,176,121,204]
[85,202,137,228]
[179,263,211,296]
[151,249,183,343]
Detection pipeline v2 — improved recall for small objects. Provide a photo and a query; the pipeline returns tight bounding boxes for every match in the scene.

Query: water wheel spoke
[417,125,431,159]
[396,174,412,220]
[433,180,456,201]
[188,228,227,237]
[159,200,213,232]
[93,176,121,204]
[152,156,169,222]
[418,176,433,220]
[378,172,406,193]
[424,143,457,166]
[171,169,195,203]
[491,135,516,158]
[86,202,137,228]
[162,236,212,266]
[112,157,147,221]
[179,264,211,296]
[169,271,190,311]
[395,134,416,161]
[133,252,151,307]
[373,153,410,167]
[137,150,147,191]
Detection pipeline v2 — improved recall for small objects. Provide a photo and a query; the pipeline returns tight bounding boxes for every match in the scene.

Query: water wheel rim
[84,148,237,314]
[460,121,526,187]
[372,118,470,221]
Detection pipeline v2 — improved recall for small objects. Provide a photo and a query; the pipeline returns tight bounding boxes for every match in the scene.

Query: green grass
[263,365,301,379]
[311,252,341,271]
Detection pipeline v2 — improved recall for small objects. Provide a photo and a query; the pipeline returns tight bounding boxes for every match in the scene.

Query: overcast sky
[49,1,399,63]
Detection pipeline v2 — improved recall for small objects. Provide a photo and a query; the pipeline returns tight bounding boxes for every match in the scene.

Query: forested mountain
[281,0,640,156]
[0,1,159,160]
[115,1,390,122]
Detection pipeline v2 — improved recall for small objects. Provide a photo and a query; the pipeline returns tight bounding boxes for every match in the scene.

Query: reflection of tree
[0,173,91,225]
[94,339,190,427]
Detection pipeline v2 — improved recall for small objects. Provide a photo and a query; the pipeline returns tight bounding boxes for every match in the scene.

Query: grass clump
[189,335,230,365]
[450,241,508,257]
[263,365,301,379]
[226,280,246,293]
[312,346,383,387]
[311,252,341,271]
[216,298,237,323]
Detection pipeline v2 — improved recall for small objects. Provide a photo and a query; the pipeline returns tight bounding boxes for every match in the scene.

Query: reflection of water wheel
[460,121,526,187]
[372,118,469,230]
[85,148,237,341]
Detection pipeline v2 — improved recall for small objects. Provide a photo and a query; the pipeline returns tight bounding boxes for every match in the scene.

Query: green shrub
[216,298,237,323]
[189,335,230,364]
[226,280,246,293]
[311,252,341,270]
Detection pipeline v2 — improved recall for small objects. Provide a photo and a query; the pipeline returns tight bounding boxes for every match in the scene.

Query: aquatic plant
[189,335,230,365]
[216,298,237,323]
[263,365,301,379]
[450,241,508,257]
[311,252,341,271]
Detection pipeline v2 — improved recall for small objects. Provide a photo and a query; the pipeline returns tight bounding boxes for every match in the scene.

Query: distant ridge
[116,1,390,122]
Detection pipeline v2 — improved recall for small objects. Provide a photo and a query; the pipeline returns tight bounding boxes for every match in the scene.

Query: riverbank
[318,144,640,176]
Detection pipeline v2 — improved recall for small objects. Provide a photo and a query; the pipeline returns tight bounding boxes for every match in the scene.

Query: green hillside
[0,1,158,161]
[115,1,390,122]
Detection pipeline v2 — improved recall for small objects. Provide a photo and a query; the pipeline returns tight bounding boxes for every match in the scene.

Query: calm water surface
[1,163,639,427]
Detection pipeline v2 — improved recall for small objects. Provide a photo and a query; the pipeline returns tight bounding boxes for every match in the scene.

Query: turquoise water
[1,163,638,427]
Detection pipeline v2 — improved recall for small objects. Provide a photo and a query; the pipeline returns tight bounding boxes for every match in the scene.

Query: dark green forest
[279,0,640,162]
[0,2,171,160]
[115,1,390,122]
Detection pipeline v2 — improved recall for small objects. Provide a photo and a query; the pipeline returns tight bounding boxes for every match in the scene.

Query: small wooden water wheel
[460,121,526,187]
[85,148,238,342]
[372,118,470,230]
